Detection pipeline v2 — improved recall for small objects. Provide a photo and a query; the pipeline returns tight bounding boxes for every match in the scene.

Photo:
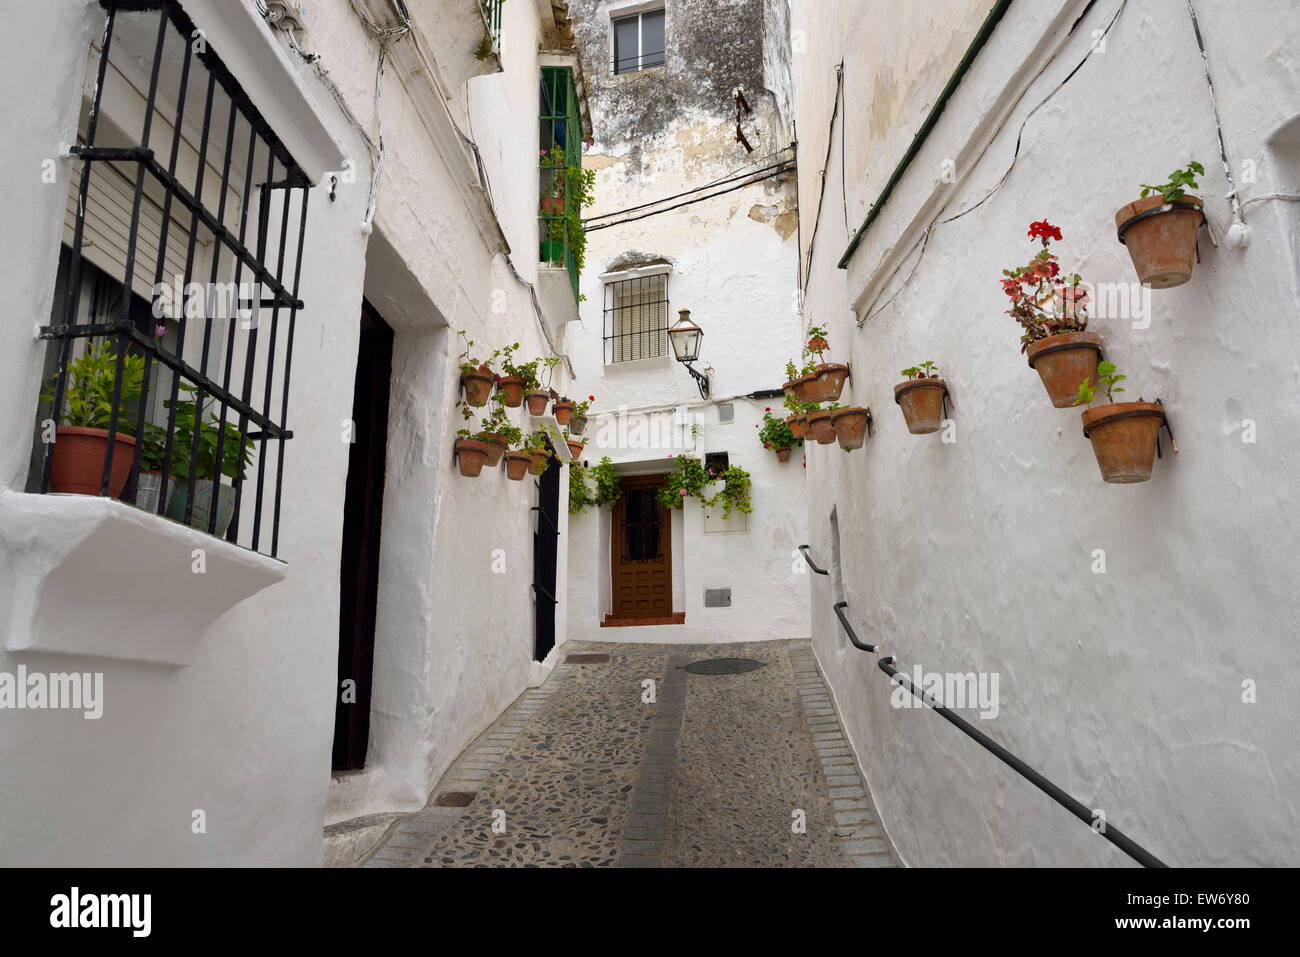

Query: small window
[705,452,729,475]
[612,8,665,74]
[604,272,670,363]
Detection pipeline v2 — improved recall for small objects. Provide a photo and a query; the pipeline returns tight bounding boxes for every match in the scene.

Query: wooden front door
[611,475,672,619]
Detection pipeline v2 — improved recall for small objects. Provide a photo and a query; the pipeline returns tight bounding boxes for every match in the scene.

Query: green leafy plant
[900,361,939,380]
[1073,360,1126,407]
[1001,220,1089,353]
[658,454,711,509]
[138,422,169,473]
[710,465,754,518]
[804,326,831,365]
[757,408,801,450]
[785,359,800,381]
[167,384,255,483]
[572,394,595,417]
[456,330,490,378]
[569,456,622,514]
[41,339,145,432]
[1140,161,1204,203]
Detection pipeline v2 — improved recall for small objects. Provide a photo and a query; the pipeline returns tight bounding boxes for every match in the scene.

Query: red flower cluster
[1027,220,1062,242]
[807,337,829,353]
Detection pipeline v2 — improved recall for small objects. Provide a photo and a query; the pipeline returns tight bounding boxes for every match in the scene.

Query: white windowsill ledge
[0,489,286,668]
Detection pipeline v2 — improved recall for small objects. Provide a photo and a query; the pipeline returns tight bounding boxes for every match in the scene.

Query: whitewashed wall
[0,0,571,864]
[793,0,1300,866]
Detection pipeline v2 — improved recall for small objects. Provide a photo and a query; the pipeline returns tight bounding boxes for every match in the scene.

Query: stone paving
[358,638,899,868]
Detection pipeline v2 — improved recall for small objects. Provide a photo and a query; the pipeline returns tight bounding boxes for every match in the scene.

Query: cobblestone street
[359,640,899,868]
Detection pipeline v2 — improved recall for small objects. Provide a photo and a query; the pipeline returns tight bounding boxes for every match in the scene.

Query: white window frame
[608,1,665,75]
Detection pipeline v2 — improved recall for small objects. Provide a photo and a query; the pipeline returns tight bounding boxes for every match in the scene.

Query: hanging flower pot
[816,363,850,402]
[1114,164,1207,288]
[525,391,550,416]
[783,373,819,402]
[49,426,137,497]
[807,409,836,445]
[566,438,586,460]
[503,451,531,481]
[483,433,508,467]
[786,415,805,440]
[1081,401,1166,483]
[1026,332,1102,409]
[529,449,551,475]
[830,407,871,450]
[569,415,588,436]
[541,194,566,217]
[553,398,575,425]
[497,376,526,408]
[454,439,491,477]
[894,378,947,434]
[461,368,493,407]
[774,446,792,463]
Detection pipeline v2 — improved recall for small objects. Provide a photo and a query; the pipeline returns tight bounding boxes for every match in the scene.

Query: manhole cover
[565,653,610,664]
[434,791,476,807]
[683,657,763,675]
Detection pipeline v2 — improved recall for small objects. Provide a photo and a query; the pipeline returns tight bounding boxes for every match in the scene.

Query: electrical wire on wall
[798,61,844,297]
[853,0,1129,327]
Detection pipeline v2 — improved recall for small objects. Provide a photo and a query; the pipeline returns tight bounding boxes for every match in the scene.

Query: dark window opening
[705,451,729,475]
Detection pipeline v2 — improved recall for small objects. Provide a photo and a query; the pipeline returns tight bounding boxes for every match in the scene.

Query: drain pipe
[838,0,1013,269]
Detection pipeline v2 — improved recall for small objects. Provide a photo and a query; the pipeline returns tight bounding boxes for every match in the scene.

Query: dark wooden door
[332,301,393,771]
[532,460,560,661]
[611,475,672,619]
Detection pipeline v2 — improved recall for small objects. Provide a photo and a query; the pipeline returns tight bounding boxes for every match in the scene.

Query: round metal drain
[683,657,763,675]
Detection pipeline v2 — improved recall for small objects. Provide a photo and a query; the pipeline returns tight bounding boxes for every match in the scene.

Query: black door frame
[532,461,561,661]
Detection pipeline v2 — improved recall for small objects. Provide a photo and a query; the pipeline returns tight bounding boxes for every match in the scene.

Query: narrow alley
[347,641,896,868]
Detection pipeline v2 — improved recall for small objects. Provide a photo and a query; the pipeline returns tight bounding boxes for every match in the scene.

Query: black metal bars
[35,0,312,557]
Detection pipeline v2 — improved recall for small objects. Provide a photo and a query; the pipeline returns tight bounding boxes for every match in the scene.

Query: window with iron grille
[612,8,665,75]
[539,66,581,304]
[33,0,312,558]
[603,272,670,363]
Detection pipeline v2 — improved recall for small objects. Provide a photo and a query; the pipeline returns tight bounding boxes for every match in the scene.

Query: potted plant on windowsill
[894,361,947,434]
[805,326,849,402]
[758,407,802,462]
[132,421,170,513]
[40,339,144,498]
[1003,220,1099,408]
[165,384,255,537]
[456,330,494,407]
[1074,362,1167,484]
[1117,161,1206,288]
[830,405,872,451]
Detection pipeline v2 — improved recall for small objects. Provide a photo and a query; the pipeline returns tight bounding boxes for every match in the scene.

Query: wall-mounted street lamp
[668,308,710,399]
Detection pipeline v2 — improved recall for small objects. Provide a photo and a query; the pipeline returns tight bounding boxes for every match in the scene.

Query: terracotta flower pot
[569,414,588,436]
[786,415,805,440]
[483,433,508,467]
[774,446,792,463]
[541,195,565,216]
[455,439,491,477]
[529,449,551,475]
[461,370,493,407]
[816,363,850,402]
[525,391,550,416]
[504,451,531,481]
[1116,194,1204,288]
[1025,331,1102,409]
[1080,401,1166,483]
[785,374,820,402]
[831,407,871,450]
[497,376,526,408]
[554,399,574,425]
[893,378,948,434]
[565,439,585,460]
[49,425,137,497]
[807,409,836,445]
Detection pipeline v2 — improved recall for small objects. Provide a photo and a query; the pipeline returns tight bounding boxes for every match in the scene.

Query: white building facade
[0,0,591,866]
[563,0,810,645]
[790,0,1300,866]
